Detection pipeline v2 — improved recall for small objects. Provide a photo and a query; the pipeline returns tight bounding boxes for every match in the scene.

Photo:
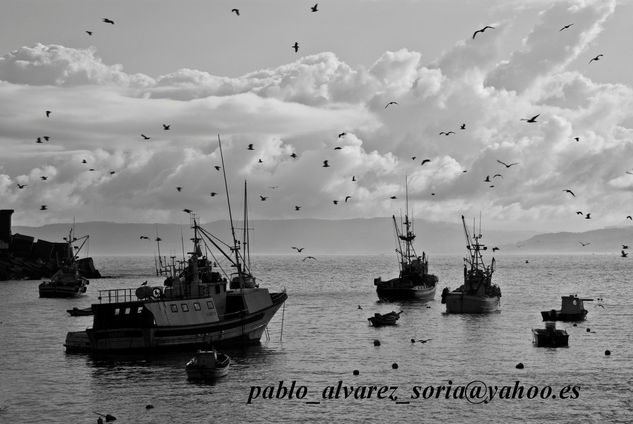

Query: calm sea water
[0,254,631,424]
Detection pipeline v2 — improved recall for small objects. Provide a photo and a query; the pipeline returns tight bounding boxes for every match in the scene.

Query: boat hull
[540,310,587,322]
[444,292,500,314]
[39,281,88,298]
[532,329,569,347]
[65,292,287,353]
[375,276,436,301]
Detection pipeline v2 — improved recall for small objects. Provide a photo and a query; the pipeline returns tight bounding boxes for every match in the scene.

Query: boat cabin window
[181,304,189,312]
[114,308,120,316]
[206,300,215,310]
[193,302,201,311]
[137,306,144,314]
[170,304,178,313]
[124,307,131,315]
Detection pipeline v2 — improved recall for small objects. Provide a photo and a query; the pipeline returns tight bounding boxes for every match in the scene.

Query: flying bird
[627,216,632,220]
[585,213,591,219]
[411,338,432,344]
[102,18,115,24]
[439,131,455,136]
[82,159,87,164]
[421,159,431,166]
[390,196,397,199]
[292,246,304,252]
[334,146,342,150]
[623,245,629,249]
[43,136,50,141]
[140,236,149,240]
[231,8,240,16]
[578,241,590,247]
[89,168,95,171]
[573,137,580,142]
[460,123,466,130]
[290,153,297,159]
[210,192,217,197]
[303,256,317,261]
[562,189,575,197]
[322,160,330,167]
[35,137,43,143]
[338,132,346,138]
[345,196,352,203]
[492,247,500,252]
[258,158,263,163]
[40,205,47,210]
[576,211,584,215]
[248,144,254,150]
[109,171,116,175]
[176,186,182,192]
[311,3,318,12]
[294,205,301,211]
[17,184,27,189]
[559,23,574,31]
[162,124,170,130]
[183,208,192,213]
[352,176,356,182]
[411,156,416,160]
[141,134,150,140]
[520,114,540,123]
[497,160,518,168]
[384,101,398,108]
[214,166,221,171]
[333,200,339,205]
[484,176,491,182]
[492,174,503,179]
[472,25,495,39]
[292,42,299,53]
[45,110,51,117]
[86,31,93,36]
[40,176,48,180]
[588,54,603,64]
[259,195,268,201]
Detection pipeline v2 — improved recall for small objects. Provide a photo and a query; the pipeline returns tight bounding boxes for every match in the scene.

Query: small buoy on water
[392,363,398,369]
[373,339,380,346]
[516,363,524,369]
[145,404,154,410]
[586,328,591,332]
[410,338,415,343]
[605,350,611,356]
[353,369,359,376]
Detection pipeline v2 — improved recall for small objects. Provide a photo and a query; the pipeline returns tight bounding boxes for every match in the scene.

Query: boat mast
[217,135,243,276]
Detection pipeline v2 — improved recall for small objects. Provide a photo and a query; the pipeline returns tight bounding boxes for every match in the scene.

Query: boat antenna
[218,135,241,271]
[180,224,186,265]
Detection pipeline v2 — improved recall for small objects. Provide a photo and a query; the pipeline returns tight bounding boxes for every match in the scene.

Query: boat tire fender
[151,287,163,299]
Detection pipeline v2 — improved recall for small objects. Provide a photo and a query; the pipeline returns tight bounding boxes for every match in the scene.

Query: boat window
[124,307,131,315]
[193,302,201,311]
[207,300,215,310]
[114,308,120,316]
[137,307,144,314]
[170,304,178,313]
[181,303,189,312]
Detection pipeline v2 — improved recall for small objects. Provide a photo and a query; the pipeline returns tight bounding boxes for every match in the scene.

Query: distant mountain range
[11,218,631,256]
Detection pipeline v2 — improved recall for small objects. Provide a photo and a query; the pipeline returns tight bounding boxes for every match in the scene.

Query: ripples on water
[0,254,631,423]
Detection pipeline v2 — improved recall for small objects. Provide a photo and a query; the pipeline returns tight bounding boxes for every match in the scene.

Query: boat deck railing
[97,288,137,304]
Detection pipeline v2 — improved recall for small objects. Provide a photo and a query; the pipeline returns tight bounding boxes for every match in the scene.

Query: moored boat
[39,227,90,298]
[541,295,592,321]
[64,139,287,353]
[368,311,402,326]
[67,306,94,316]
[532,322,569,347]
[186,350,230,380]
[374,180,438,301]
[441,215,501,314]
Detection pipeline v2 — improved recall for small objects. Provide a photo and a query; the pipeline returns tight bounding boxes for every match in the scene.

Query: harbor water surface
[0,254,631,423]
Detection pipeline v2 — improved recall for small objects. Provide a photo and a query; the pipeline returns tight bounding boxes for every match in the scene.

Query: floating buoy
[586,328,591,332]
[373,339,380,346]
[410,338,415,343]
[516,363,524,369]
[353,369,359,376]
[392,363,398,369]
[605,350,611,356]
[145,404,154,410]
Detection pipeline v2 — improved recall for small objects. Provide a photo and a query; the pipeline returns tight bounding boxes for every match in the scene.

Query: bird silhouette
[576,211,584,215]
[258,158,263,163]
[345,196,352,203]
[484,176,491,182]
[621,250,628,258]
[322,160,330,167]
[258,195,267,202]
[588,54,603,64]
[231,8,240,16]
[210,192,217,197]
[162,124,170,130]
[140,235,149,240]
[311,3,318,12]
[439,131,455,136]
[563,189,575,197]
[411,338,432,344]
[294,205,301,211]
[622,245,629,249]
[40,205,47,210]
[82,159,87,164]
[43,136,50,141]
[559,23,574,31]
[627,216,632,220]
[214,166,221,171]
[45,110,51,117]
[492,174,503,179]
[40,176,48,180]
[86,31,93,36]
[334,146,342,150]
[141,134,150,140]
[17,183,27,189]
[303,256,317,261]
[472,25,495,39]
[384,101,398,108]
[390,196,397,199]
[492,247,500,252]
[109,171,116,175]
[333,200,339,205]
[176,187,182,192]
[358,305,363,310]
[102,18,115,24]
[292,246,304,252]
[585,213,591,219]
[290,153,297,159]
[89,168,95,171]
[421,159,431,166]
[292,42,299,53]
[579,241,590,247]
[338,132,346,138]
[141,281,148,286]
[460,123,466,130]
[573,137,580,142]
[497,160,518,168]
[411,156,416,160]
[183,208,192,213]
[36,137,43,143]
[352,176,356,182]
[520,114,540,123]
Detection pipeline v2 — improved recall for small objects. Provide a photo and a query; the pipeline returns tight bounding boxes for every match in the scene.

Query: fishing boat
[38,227,90,298]
[441,215,501,313]
[541,295,592,322]
[67,306,94,316]
[374,181,438,300]
[368,311,402,327]
[64,138,287,353]
[532,322,569,347]
[186,349,230,380]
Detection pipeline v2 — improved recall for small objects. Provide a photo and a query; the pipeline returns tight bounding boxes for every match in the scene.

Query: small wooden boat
[368,311,402,327]
[532,322,569,347]
[67,307,93,316]
[186,350,230,380]
[541,295,592,321]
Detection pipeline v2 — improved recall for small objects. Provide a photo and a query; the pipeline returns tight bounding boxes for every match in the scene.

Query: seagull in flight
[576,211,584,215]
[294,205,301,211]
[562,189,575,197]
[40,176,48,181]
[345,195,352,203]
[141,134,151,140]
[231,8,240,16]
[520,114,540,123]
[559,23,574,31]
[411,338,432,344]
[17,183,27,189]
[585,213,591,219]
[210,192,217,197]
[292,246,304,252]
[322,160,330,168]
[588,54,603,64]
[472,25,495,39]
[214,166,221,171]
[290,153,297,159]
[311,3,318,12]
[259,195,268,201]
[40,205,47,210]
[140,235,149,240]
[492,247,500,252]
[247,144,254,150]
[162,124,170,130]
[578,241,590,247]
[303,256,317,261]
[338,132,346,138]
[333,200,339,205]
[45,110,51,117]
[573,137,580,142]
[627,216,632,220]
[497,160,519,168]
[334,146,342,150]
[390,196,397,199]
[439,131,455,136]
[421,159,431,166]
[460,123,466,130]
[384,101,398,109]
[176,186,183,192]
[102,18,115,24]
[182,208,192,214]
[292,42,299,53]
[86,31,93,36]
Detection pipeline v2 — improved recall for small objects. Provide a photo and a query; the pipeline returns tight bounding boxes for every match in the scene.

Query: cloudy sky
[1,0,632,232]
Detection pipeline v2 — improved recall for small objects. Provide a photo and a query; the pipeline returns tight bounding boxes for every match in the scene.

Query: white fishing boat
[39,227,90,298]
[441,215,501,313]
